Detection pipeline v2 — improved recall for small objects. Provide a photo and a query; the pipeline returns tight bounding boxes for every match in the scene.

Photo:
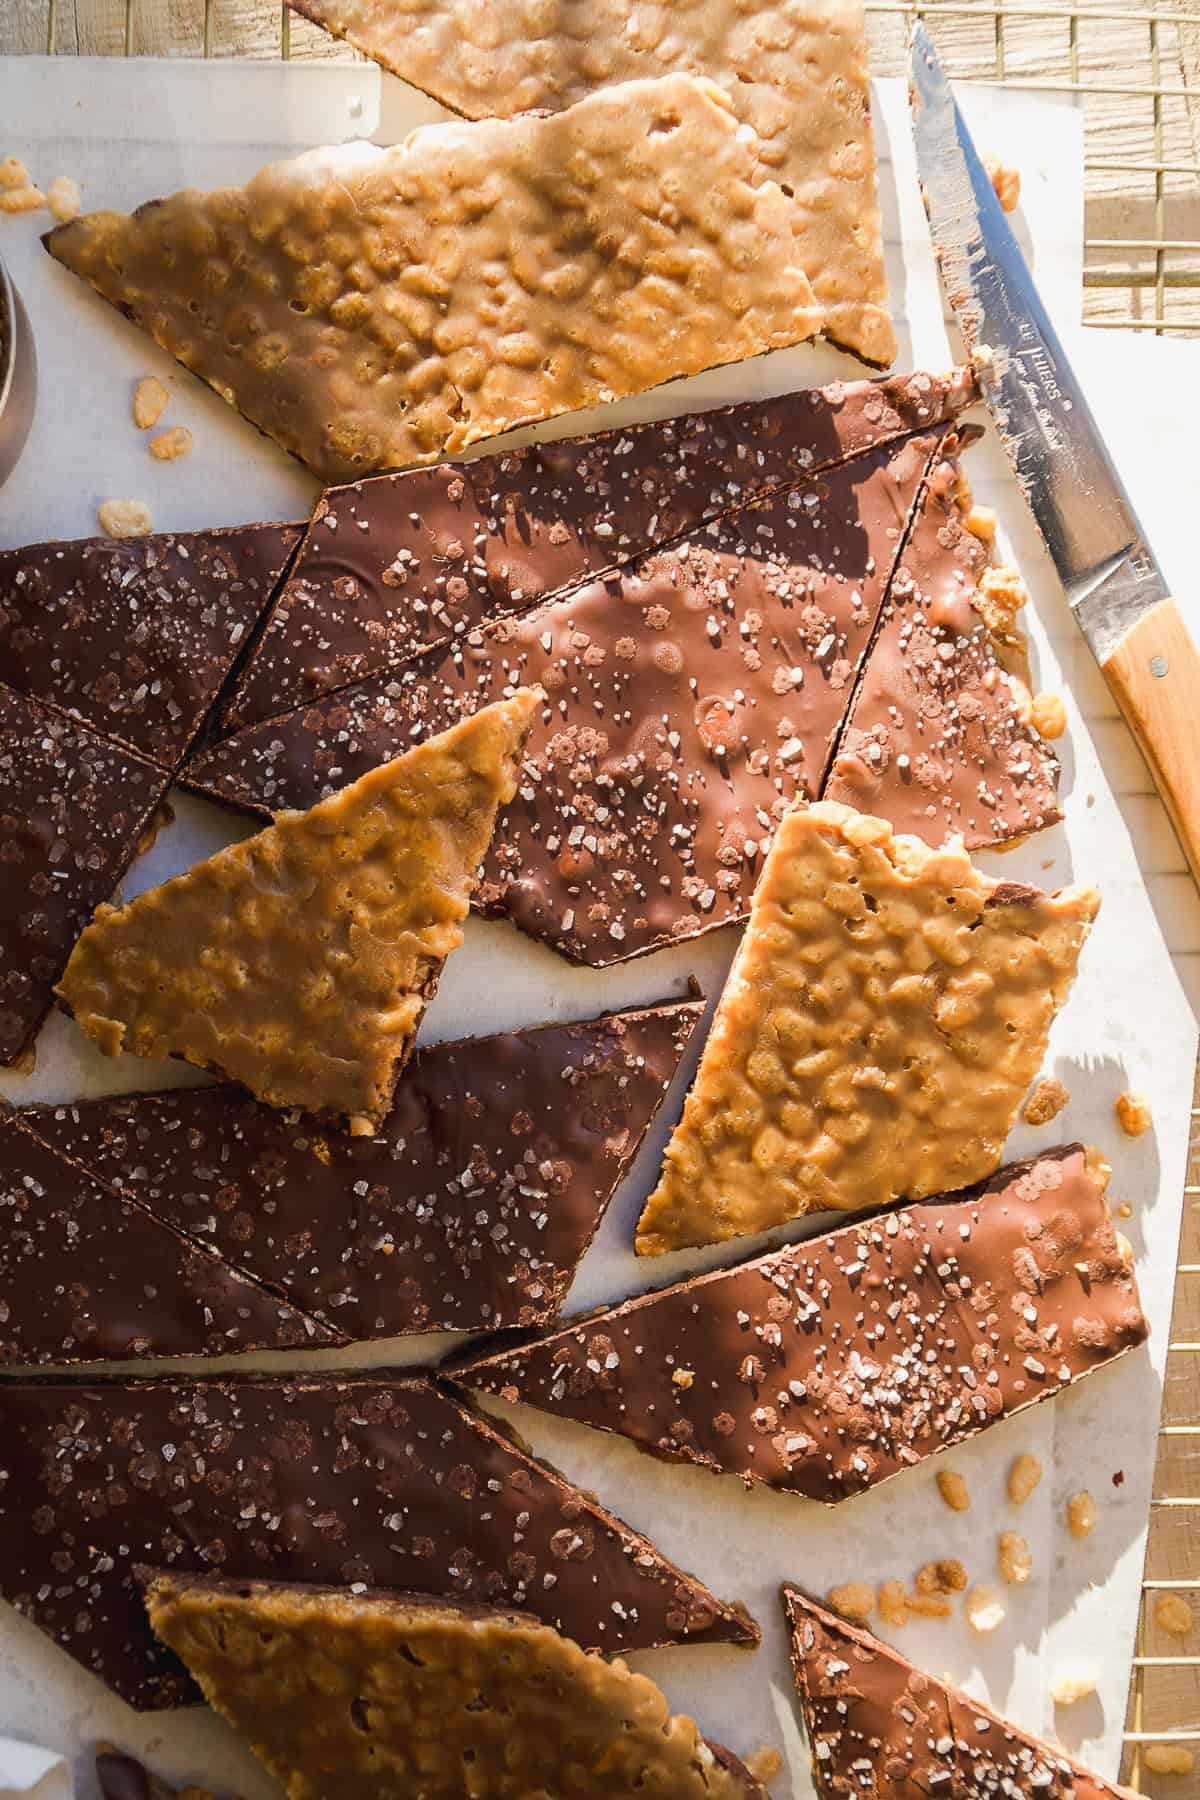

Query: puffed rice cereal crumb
[973,563,1029,634]
[985,158,1021,212]
[878,1580,909,1628]
[96,499,153,539]
[966,1584,1006,1633]
[965,504,997,542]
[998,1531,1032,1586]
[915,1559,968,1596]
[1031,692,1067,740]
[745,1748,784,1786]
[46,176,81,223]
[1155,1593,1195,1637]
[1118,1201,1133,1218]
[936,1469,971,1512]
[149,425,193,462]
[1051,1673,1096,1707]
[1116,1090,1153,1137]
[1023,1076,1070,1126]
[0,185,45,214]
[905,1591,955,1620]
[133,376,171,431]
[1067,1490,1096,1539]
[1144,1745,1196,1776]
[827,1582,874,1622]
[1008,1453,1043,1505]
[0,157,30,189]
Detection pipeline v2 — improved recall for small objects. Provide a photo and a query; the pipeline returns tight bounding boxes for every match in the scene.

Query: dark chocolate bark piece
[219,370,975,733]
[823,446,1061,847]
[184,432,943,965]
[453,1147,1148,1505]
[0,683,169,1066]
[0,1374,754,1708]
[0,524,301,765]
[0,1114,338,1364]
[783,1589,1142,1800]
[22,1000,702,1339]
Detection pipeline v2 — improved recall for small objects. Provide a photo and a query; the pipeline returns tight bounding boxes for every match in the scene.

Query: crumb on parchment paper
[1067,1490,1096,1539]
[1023,1076,1070,1126]
[1031,692,1067,740]
[1116,1090,1153,1137]
[97,499,153,539]
[997,1531,1032,1586]
[1051,1673,1096,1707]
[47,176,81,223]
[149,425,193,461]
[966,1584,1006,1633]
[133,376,170,430]
[936,1468,970,1512]
[826,1582,874,1621]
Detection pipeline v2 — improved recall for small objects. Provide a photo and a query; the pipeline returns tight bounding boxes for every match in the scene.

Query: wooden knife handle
[1102,596,1200,889]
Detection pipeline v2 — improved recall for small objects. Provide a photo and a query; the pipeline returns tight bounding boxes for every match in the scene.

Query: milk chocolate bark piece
[286,0,893,368]
[784,1589,1144,1800]
[220,370,975,734]
[45,76,820,486]
[0,1114,337,1364]
[23,1001,702,1339]
[184,433,942,966]
[0,524,301,766]
[824,447,1062,847]
[0,683,169,1067]
[635,800,1100,1255]
[57,692,540,1130]
[457,1146,1148,1504]
[145,1577,765,1800]
[0,1375,754,1708]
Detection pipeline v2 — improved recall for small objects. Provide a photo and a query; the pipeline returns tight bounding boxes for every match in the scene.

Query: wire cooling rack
[2,0,1199,1787]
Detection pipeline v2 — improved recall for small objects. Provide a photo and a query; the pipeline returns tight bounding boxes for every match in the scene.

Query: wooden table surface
[2,0,1198,1789]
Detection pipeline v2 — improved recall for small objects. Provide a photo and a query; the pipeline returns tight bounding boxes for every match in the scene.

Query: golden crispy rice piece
[635,799,1099,1255]
[286,0,892,369]
[44,77,821,485]
[57,692,539,1132]
[144,1575,764,1800]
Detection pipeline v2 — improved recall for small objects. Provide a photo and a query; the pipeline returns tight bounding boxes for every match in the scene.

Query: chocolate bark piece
[783,1588,1143,1800]
[0,683,169,1067]
[44,77,820,486]
[456,1146,1148,1504]
[0,1375,754,1709]
[0,523,301,766]
[285,0,893,369]
[219,370,976,733]
[823,446,1061,847]
[22,1000,703,1339]
[57,692,540,1131]
[145,1576,766,1800]
[634,800,1100,1255]
[0,1114,338,1364]
[184,433,943,966]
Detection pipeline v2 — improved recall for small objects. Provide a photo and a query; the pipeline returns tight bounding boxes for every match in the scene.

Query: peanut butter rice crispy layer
[635,800,1099,1255]
[286,0,893,368]
[56,692,539,1132]
[44,76,821,485]
[145,1577,765,1799]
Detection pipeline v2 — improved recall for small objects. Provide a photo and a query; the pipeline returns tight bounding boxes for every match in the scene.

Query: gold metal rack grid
[2,0,1198,1789]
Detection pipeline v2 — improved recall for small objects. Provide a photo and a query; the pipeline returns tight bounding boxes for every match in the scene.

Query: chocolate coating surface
[0,1373,754,1709]
[22,1001,701,1339]
[784,1588,1142,1800]
[822,451,1061,847]
[0,684,169,1066]
[186,434,940,965]
[455,1147,1148,1504]
[0,524,300,765]
[0,1116,335,1364]
[220,370,974,732]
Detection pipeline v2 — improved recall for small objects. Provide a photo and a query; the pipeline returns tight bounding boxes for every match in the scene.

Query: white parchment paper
[0,57,1195,1799]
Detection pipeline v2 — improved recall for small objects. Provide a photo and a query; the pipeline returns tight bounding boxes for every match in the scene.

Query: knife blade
[909,18,1200,888]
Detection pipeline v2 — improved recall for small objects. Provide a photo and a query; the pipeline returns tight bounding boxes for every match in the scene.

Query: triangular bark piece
[0,1373,754,1708]
[183,432,943,966]
[285,0,894,368]
[635,800,1099,1254]
[0,683,169,1068]
[56,691,539,1129]
[0,1113,337,1365]
[144,1576,765,1799]
[0,523,301,766]
[456,1147,1148,1503]
[783,1588,1143,1800]
[823,441,1061,847]
[44,76,821,485]
[218,370,975,734]
[23,1000,702,1339]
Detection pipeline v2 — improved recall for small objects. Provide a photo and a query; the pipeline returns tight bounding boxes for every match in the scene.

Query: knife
[909,19,1200,887]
